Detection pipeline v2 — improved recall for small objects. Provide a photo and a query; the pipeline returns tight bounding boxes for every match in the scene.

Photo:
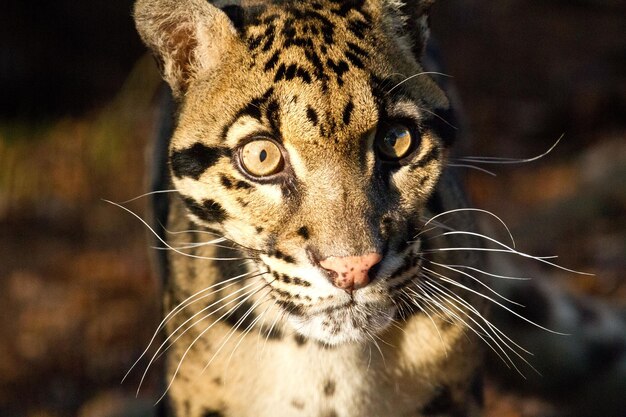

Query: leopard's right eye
[375,124,414,161]
[239,139,284,177]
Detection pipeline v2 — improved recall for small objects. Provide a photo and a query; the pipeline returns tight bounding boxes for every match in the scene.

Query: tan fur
[135,1,486,416]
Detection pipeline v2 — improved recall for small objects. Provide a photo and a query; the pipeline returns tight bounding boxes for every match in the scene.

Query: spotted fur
[135,1,486,416]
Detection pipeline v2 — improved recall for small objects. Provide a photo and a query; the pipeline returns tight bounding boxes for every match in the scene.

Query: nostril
[319,253,382,291]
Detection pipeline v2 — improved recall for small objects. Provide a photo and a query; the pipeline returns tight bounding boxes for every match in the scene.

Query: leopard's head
[135,0,455,345]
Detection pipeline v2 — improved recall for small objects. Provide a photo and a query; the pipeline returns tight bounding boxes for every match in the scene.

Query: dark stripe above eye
[171,144,230,180]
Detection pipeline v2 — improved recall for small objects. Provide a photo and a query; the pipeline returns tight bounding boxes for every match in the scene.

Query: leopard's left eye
[240,139,284,177]
[375,124,414,160]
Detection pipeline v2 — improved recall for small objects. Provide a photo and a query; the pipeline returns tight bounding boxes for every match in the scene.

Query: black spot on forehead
[342,99,354,125]
[306,107,319,126]
[297,226,310,240]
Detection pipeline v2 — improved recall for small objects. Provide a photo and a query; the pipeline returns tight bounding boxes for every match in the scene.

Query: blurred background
[0,1,624,416]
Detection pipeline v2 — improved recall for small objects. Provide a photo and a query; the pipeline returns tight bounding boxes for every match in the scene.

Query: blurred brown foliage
[0,1,624,417]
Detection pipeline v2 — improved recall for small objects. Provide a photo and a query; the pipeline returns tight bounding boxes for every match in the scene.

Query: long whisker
[421,276,534,374]
[447,163,497,176]
[217,290,275,378]
[137,277,265,395]
[104,200,251,261]
[458,135,563,165]
[118,189,180,204]
[425,259,524,306]
[423,229,592,275]
[422,266,567,336]
[155,282,267,404]
[439,264,532,281]
[122,269,258,384]
[422,275,538,366]
[418,207,516,248]
[387,71,452,94]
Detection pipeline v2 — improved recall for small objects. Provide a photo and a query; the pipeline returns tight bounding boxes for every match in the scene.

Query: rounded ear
[401,0,435,56]
[134,0,239,98]
[382,0,436,58]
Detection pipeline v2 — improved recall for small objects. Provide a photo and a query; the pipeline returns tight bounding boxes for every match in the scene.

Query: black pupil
[385,129,403,148]
[259,149,268,162]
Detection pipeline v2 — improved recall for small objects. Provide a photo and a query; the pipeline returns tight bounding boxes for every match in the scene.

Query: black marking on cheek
[306,107,319,126]
[293,277,311,287]
[171,144,229,180]
[261,325,283,340]
[236,180,253,190]
[273,250,296,264]
[297,226,310,240]
[342,99,354,125]
[220,174,233,189]
[276,300,305,316]
[236,197,249,208]
[255,226,264,234]
[222,299,257,329]
[183,197,229,223]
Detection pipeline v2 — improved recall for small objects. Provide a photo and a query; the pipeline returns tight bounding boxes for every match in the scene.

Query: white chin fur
[288,304,397,345]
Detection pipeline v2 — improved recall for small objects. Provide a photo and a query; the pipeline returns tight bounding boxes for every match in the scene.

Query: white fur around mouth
[288,302,397,345]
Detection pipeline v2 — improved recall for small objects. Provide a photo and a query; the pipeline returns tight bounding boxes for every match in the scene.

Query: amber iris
[376,125,413,160]
[240,140,284,177]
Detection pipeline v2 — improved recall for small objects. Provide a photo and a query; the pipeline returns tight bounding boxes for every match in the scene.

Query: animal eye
[375,124,414,160]
[240,139,284,177]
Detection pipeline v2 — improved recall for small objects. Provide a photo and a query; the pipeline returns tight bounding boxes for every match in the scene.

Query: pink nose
[319,253,383,291]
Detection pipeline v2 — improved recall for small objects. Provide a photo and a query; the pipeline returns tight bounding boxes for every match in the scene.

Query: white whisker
[104,200,250,261]
[155,282,267,404]
[122,269,258,385]
[458,135,563,165]
[118,189,179,204]
[419,207,516,248]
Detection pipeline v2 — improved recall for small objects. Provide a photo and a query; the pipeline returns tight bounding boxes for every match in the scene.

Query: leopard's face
[162,1,454,345]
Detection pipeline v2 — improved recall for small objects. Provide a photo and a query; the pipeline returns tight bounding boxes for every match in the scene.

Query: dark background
[1,1,624,416]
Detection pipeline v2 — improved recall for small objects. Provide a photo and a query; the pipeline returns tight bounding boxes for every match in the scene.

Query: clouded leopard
[128,1,626,416]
